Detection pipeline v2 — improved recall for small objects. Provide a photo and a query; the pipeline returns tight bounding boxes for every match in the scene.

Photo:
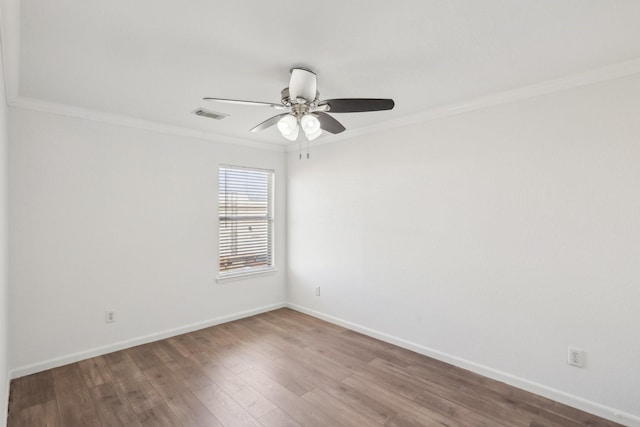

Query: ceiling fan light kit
[201,67,395,142]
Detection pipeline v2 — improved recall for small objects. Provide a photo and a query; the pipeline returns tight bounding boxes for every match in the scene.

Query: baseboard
[287,303,639,427]
[10,302,286,379]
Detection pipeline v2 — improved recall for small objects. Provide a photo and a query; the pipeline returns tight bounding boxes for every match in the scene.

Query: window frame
[217,165,276,282]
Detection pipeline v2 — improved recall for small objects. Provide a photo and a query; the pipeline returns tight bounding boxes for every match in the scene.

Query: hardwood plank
[384,411,448,427]
[371,356,527,426]
[524,399,620,427]
[235,315,284,337]
[222,319,264,342]
[318,378,396,424]
[165,390,223,427]
[340,329,414,368]
[351,359,428,400]
[114,375,165,415]
[302,387,381,427]
[89,382,142,427]
[258,407,302,427]
[126,343,164,371]
[104,350,145,381]
[252,337,349,395]
[304,342,368,372]
[267,333,352,381]
[78,355,114,388]
[143,363,189,399]
[136,403,182,427]
[254,312,309,338]
[370,358,459,399]
[168,333,207,358]
[270,308,347,334]
[413,387,510,427]
[193,382,262,427]
[239,367,339,427]
[306,329,378,363]
[428,384,533,427]
[166,357,215,392]
[7,400,61,427]
[196,359,276,418]
[514,390,620,427]
[233,343,317,396]
[51,364,101,427]
[381,356,534,425]
[149,340,186,364]
[193,325,239,347]
[343,374,460,427]
[188,327,218,349]
[201,344,254,374]
[8,371,56,414]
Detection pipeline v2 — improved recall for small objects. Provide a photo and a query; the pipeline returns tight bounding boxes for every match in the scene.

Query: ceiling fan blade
[319,98,395,113]
[315,112,346,134]
[289,68,317,102]
[249,113,291,133]
[204,97,285,109]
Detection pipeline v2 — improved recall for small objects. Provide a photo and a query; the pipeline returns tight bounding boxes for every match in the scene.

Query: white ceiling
[11,1,640,146]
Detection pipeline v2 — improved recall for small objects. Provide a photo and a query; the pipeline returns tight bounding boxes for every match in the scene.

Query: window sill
[216,268,278,284]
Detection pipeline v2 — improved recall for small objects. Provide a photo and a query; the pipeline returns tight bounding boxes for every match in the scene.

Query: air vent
[192,108,229,120]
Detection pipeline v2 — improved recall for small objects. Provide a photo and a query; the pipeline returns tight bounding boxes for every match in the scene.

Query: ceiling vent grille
[193,108,229,120]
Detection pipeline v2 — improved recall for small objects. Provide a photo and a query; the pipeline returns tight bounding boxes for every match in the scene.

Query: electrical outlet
[105,311,116,323]
[568,347,585,368]
[315,286,321,296]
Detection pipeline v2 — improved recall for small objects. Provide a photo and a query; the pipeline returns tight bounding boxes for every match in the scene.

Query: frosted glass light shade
[304,127,322,140]
[301,114,322,140]
[277,114,299,141]
[301,114,320,133]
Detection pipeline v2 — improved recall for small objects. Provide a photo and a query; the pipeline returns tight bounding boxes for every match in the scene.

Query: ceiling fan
[202,67,395,141]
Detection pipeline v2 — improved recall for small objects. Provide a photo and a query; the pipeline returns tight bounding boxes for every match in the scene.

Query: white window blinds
[219,166,274,275]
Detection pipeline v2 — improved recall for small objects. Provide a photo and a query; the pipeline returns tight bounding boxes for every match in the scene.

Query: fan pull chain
[299,141,302,160]
[306,140,310,159]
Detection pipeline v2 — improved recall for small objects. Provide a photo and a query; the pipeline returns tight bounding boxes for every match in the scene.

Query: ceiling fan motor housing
[281,87,319,108]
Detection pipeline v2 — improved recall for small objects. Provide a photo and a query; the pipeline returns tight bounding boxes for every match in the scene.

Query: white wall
[0,27,10,427]
[8,108,287,374]
[288,74,640,422]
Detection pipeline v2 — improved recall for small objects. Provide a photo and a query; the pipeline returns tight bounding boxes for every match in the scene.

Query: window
[218,165,274,277]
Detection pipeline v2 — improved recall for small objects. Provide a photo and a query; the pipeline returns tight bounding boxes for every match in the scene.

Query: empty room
[0,1,639,426]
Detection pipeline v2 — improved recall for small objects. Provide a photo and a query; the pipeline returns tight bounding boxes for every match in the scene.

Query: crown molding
[9,51,640,154]
[9,96,287,152]
[288,57,640,152]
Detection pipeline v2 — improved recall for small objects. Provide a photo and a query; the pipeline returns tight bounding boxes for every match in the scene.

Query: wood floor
[8,308,621,427]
